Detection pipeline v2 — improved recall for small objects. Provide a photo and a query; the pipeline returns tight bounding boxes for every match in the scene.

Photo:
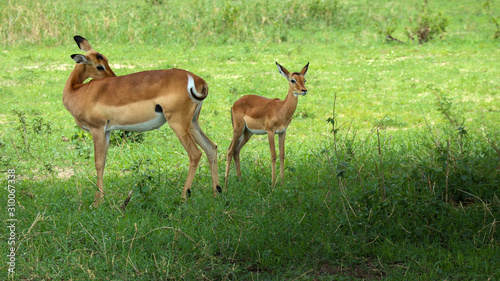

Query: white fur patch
[246,126,286,135]
[105,112,167,132]
[187,74,204,101]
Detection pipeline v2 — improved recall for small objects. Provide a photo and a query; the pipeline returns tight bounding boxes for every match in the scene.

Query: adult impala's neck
[64,64,90,93]
[63,64,94,112]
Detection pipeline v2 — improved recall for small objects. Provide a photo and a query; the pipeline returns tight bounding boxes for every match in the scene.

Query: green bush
[407,0,449,43]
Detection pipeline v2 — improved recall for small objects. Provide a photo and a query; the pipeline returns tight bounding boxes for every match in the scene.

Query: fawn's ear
[276,62,290,80]
[74,35,93,52]
[301,62,309,77]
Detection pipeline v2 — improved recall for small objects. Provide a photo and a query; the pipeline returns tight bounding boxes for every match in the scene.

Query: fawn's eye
[96,65,105,71]
[291,79,297,84]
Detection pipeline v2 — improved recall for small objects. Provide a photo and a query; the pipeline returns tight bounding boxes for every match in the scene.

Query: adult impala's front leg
[90,127,110,207]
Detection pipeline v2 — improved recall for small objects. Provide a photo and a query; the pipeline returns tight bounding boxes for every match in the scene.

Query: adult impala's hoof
[187,189,191,198]
[91,199,102,208]
[216,185,222,193]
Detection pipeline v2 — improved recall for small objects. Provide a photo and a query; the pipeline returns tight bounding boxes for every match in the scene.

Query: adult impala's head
[276,62,309,97]
[70,35,116,80]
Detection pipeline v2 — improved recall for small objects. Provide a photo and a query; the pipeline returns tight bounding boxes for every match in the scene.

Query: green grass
[1,0,499,279]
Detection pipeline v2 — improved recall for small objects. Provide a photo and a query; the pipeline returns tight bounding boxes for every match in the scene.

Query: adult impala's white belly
[105,111,167,132]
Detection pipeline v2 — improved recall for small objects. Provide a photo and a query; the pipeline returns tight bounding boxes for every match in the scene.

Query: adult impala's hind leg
[191,106,221,195]
[168,117,202,199]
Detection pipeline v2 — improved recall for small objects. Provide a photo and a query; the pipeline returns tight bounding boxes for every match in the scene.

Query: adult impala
[63,35,220,206]
[225,62,309,186]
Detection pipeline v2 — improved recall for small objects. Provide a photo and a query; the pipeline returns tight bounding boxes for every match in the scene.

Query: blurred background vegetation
[1,0,498,46]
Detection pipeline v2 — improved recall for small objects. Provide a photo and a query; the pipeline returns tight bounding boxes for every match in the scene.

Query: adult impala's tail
[187,74,208,102]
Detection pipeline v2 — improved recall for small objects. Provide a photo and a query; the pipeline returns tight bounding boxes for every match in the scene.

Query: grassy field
[1,0,499,279]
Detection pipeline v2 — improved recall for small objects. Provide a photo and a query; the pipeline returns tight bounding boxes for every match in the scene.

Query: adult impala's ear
[74,35,93,52]
[71,54,90,64]
[276,62,290,80]
[301,62,309,77]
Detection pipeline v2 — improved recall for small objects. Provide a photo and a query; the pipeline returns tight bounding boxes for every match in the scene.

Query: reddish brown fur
[225,62,309,186]
[63,36,219,206]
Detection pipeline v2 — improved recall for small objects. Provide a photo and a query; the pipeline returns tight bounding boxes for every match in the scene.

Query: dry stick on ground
[341,197,354,235]
[18,212,48,243]
[445,140,450,203]
[457,189,497,244]
[386,35,405,43]
[331,93,339,163]
[376,130,387,200]
[10,137,22,161]
[328,93,357,225]
[121,190,133,211]
[292,269,316,281]
[126,223,140,274]
[78,221,107,261]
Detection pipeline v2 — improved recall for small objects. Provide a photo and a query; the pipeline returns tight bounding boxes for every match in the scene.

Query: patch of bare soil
[54,166,75,179]
[310,260,389,280]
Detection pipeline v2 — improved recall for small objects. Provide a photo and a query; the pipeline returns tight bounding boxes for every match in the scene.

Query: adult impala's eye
[96,65,105,71]
[291,79,297,84]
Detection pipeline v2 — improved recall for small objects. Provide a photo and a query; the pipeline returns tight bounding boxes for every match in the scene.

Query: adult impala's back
[225,62,309,186]
[63,36,220,206]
